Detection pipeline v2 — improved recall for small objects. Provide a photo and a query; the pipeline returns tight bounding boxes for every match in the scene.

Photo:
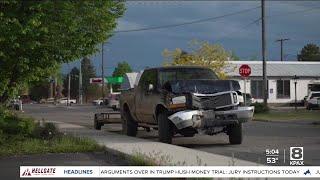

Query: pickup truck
[120,66,254,144]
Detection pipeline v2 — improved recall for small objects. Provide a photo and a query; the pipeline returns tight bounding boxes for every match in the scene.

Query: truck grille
[190,92,237,110]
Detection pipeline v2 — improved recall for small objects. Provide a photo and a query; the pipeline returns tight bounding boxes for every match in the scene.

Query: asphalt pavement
[23,104,320,166]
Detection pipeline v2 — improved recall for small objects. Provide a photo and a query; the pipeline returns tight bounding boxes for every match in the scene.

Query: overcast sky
[63,0,320,76]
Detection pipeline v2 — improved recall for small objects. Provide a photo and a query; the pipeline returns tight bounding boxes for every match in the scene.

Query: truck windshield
[159,68,218,86]
[311,93,320,99]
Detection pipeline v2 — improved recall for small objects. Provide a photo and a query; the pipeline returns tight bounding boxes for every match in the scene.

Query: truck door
[135,69,158,123]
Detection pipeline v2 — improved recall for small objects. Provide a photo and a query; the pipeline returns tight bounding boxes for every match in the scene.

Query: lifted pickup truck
[120,66,254,144]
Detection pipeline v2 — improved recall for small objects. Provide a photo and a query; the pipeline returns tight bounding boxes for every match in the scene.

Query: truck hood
[164,79,240,94]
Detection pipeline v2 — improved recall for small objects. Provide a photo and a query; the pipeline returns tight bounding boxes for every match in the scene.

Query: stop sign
[239,64,251,77]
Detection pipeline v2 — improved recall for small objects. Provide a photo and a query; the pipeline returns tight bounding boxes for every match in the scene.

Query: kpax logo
[22,169,32,176]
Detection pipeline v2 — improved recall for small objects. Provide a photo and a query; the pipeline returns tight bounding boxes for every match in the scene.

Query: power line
[246,6,320,25]
[114,6,261,33]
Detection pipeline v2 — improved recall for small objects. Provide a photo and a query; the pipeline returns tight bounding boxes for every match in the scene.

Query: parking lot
[23,104,320,165]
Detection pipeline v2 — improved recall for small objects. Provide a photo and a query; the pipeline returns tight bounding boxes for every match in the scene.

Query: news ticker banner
[20,166,320,178]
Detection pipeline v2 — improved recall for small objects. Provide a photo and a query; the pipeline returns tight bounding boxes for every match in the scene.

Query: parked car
[92,98,104,106]
[58,97,76,104]
[107,92,120,111]
[9,98,21,110]
[237,92,255,106]
[46,98,55,104]
[120,66,254,144]
[306,91,320,110]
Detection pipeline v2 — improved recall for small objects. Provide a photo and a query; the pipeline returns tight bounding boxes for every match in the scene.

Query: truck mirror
[148,84,154,91]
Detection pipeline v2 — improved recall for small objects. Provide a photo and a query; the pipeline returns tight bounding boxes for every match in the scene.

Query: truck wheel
[94,119,102,130]
[228,123,242,145]
[306,104,312,110]
[122,108,137,136]
[158,111,173,144]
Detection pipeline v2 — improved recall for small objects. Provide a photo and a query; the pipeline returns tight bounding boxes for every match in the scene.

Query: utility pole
[101,43,105,99]
[68,71,71,106]
[67,63,71,106]
[275,38,290,61]
[49,76,53,98]
[79,59,83,104]
[261,0,268,106]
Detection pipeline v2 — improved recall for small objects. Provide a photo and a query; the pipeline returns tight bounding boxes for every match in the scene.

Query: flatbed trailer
[94,111,121,130]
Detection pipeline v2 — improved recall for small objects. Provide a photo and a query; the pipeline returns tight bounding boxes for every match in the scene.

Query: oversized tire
[122,107,137,136]
[228,123,243,145]
[157,111,174,144]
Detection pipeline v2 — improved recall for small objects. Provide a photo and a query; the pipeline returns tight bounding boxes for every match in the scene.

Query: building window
[251,80,268,99]
[277,80,290,98]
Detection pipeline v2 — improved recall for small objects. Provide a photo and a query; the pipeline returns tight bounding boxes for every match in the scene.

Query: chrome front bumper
[168,106,254,130]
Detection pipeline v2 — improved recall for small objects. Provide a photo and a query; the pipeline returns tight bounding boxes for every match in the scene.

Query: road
[23,104,320,166]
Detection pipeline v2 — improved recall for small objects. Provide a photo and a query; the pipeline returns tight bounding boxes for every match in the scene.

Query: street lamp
[293,75,299,111]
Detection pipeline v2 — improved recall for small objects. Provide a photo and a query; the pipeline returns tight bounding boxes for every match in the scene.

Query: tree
[81,57,98,102]
[162,39,231,79]
[112,62,133,77]
[0,1,125,103]
[112,61,132,91]
[29,80,50,101]
[298,44,320,61]
[62,67,79,99]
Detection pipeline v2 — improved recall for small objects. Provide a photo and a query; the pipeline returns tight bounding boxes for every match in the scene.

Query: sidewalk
[53,121,260,166]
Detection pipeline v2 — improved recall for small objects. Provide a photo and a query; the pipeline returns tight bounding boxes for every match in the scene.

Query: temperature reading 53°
[265,149,280,164]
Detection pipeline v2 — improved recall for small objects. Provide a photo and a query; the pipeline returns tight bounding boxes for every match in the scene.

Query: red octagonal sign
[239,64,251,77]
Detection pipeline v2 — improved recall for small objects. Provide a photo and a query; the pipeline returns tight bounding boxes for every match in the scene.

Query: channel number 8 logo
[290,147,303,160]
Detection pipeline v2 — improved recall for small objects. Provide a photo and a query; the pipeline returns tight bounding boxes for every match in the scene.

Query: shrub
[0,114,35,137]
[253,102,269,113]
[33,122,59,140]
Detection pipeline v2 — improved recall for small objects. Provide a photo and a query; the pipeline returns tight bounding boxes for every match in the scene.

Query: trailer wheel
[122,107,137,136]
[228,123,242,145]
[157,111,173,144]
[94,117,102,130]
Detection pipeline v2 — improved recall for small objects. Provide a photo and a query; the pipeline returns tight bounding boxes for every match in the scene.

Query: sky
[62,0,320,76]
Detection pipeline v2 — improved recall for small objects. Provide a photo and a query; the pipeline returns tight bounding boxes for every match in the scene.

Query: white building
[226,61,320,104]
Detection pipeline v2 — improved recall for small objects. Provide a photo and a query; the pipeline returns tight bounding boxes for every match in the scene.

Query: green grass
[254,110,320,121]
[0,107,104,156]
[0,135,105,156]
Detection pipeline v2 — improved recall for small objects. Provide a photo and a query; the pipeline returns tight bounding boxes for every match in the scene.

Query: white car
[92,99,104,106]
[58,98,76,104]
[236,92,255,106]
[306,91,320,110]
[107,92,120,110]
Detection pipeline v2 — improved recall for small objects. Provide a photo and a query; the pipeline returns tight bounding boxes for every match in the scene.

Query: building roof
[225,61,320,78]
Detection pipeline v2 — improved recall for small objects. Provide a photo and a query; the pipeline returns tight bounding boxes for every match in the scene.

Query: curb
[51,121,261,166]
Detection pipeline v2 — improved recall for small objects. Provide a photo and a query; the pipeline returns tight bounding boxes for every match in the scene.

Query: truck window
[310,93,320,99]
[159,68,217,86]
[138,70,157,90]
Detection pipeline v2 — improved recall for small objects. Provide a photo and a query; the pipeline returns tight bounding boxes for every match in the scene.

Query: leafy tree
[298,44,320,61]
[29,80,50,101]
[0,1,125,103]
[112,61,132,91]
[112,62,133,77]
[162,39,231,79]
[62,67,79,99]
[81,57,98,102]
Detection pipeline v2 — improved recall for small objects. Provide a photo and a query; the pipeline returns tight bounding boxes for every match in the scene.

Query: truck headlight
[233,93,238,103]
[168,96,186,109]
